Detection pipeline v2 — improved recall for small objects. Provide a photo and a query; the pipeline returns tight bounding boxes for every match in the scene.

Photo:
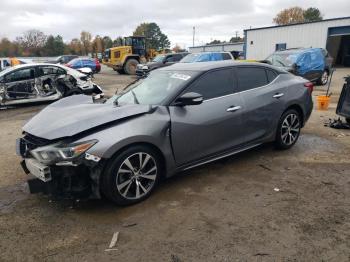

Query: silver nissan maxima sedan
[17,61,313,205]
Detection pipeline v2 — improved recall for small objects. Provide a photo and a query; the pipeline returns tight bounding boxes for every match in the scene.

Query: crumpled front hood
[23,95,151,140]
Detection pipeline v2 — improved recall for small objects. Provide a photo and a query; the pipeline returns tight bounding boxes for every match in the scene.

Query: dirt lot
[0,66,349,262]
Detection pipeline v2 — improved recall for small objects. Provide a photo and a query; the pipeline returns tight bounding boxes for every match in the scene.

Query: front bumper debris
[20,157,103,199]
[17,135,104,200]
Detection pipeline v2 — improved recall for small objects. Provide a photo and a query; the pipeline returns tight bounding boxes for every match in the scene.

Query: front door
[4,67,36,99]
[169,68,245,166]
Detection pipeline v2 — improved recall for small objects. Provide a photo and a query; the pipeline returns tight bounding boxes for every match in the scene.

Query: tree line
[0,22,170,57]
[273,7,323,25]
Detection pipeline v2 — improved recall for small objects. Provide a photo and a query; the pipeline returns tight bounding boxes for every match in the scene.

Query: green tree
[304,7,323,22]
[113,36,124,47]
[102,36,113,50]
[43,35,65,56]
[133,22,170,50]
[207,39,222,45]
[229,36,243,43]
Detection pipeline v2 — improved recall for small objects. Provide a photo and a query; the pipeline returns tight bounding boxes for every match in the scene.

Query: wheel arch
[283,104,305,127]
[103,141,167,177]
[123,55,140,66]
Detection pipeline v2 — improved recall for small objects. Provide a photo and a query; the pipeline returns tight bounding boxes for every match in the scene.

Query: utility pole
[193,26,195,47]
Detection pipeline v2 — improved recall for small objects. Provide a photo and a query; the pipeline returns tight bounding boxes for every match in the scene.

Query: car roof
[0,63,82,78]
[274,47,324,55]
[3,63,65,70]
[159,60,284,72]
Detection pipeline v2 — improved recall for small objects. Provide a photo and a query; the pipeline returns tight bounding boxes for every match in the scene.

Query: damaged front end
[17,133,104,200]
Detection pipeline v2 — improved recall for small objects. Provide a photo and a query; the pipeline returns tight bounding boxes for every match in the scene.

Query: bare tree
[16,29,47,55]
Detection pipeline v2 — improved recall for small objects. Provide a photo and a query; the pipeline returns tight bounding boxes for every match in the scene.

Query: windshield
[108,70,196,106]
[180,53,223,63]
[265,52,300,67]
[152,55,166,62]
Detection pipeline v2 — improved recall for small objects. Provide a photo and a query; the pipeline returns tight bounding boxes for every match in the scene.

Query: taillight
[304,82,313,94]
[65,63,71,67]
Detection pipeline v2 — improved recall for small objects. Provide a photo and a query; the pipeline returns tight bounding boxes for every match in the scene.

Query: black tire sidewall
[275,109,301,150]
[101,145,161,206]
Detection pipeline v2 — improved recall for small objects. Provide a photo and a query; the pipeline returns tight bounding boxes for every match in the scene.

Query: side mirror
[174,92,203,106]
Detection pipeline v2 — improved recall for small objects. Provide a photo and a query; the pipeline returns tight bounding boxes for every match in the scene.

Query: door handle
[273,93,284,98]
[226,106,241,112]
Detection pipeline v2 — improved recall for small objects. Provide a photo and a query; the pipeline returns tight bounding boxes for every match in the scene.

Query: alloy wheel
[281,113,300,146]
[321,71,328,85]
[116,152,157,200]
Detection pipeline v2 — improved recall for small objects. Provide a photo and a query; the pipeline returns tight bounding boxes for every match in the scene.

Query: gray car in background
[136,52,188,76]
[17,61,313,205]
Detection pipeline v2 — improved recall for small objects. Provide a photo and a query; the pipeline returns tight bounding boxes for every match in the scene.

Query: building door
[326,26,350,67]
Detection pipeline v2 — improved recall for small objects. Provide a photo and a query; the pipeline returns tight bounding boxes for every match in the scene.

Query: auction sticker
[170,73,191,81]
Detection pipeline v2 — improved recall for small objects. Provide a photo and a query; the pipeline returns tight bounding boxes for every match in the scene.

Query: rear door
[169,68,245,166]
[236,66,285,142]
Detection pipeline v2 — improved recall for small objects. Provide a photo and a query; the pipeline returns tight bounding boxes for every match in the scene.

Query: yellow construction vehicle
[103,36,149,75]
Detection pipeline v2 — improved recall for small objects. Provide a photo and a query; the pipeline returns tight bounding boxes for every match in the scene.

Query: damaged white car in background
[0,63,103,106]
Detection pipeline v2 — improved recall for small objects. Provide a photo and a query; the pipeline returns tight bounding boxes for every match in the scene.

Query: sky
[0,0,349,49]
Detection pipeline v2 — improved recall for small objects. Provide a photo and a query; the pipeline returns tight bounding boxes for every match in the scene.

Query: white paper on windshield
[170,73,191,81]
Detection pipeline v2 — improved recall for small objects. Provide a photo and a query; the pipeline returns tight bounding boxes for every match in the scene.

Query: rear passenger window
[266,69,278,82]
[222,53,232,60]
[236,67,268,92]
[173,54,183,61]
[185,69,234,100]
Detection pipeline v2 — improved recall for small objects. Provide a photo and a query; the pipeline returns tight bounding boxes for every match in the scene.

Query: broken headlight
[31,140,98,164]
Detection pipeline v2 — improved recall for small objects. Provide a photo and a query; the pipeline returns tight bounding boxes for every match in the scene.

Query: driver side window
[185,69,235,100]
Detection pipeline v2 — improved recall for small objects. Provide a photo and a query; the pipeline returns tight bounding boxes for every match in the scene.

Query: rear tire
[317,70,329,86]
[346,118,350,124]
[123,59,138,75]
[275,109,301,150]
[101,145,162,206]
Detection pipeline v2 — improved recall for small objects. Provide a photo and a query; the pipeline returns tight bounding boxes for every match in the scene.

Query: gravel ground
[0,66,349,262]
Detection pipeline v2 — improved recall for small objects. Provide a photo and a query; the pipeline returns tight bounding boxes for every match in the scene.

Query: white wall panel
[246,18,350,60]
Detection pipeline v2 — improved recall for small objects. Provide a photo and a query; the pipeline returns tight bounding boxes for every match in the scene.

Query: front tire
[275,109,301,150]
[317,70,329,86]
[101,145,162,206]
[123,59,138,75]
[346,118,350,124]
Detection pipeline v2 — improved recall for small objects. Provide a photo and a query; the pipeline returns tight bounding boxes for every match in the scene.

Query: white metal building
[189,42,244,53]
[244,16,350,66]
